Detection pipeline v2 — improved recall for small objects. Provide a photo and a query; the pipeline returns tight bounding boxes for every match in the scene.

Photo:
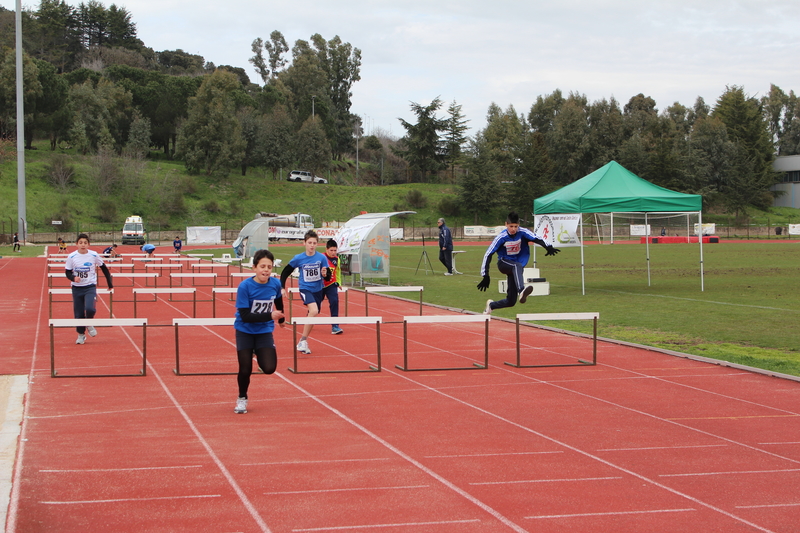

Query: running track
[1,254,799,532]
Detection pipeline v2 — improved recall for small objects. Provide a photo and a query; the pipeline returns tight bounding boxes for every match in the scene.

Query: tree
[549,93,590,184]
[459,137,501,223]
[260,104,295,179]
[296,116,330,177]
[31,58,70,149]
[394,97,447,181]
[178,69,245,176]
[443,100,469,181]
[0,52,43,139]
[511,131,555,222]
[250,30,289,84]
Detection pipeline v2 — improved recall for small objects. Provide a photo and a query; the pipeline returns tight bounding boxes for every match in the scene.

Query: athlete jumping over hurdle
[477,211,559,314]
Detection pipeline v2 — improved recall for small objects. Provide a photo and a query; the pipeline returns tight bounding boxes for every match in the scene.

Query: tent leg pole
[645,212,651,287]
[580,216,585,296]
[699,210,704,291]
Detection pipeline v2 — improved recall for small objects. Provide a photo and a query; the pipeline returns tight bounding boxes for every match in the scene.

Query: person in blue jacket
[280,230,330,354]
[477,211,559,314]
[437,218,455,275]
[233,249,284,414]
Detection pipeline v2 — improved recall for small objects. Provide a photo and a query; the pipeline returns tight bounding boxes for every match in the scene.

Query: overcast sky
[5,0,800,137]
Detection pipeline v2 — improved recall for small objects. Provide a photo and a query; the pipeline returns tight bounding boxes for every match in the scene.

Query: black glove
[544,245,560,256]
[476,275,490,291]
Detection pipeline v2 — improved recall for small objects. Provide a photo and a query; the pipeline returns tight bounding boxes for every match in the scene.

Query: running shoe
[297,339,312,354]
[87,326,98,337]
[519,285,534,304]
[444,272,453,276]
[484,299,493,315]
[331,326,344,335]
[234,397,248,414]
[76,334,86,345]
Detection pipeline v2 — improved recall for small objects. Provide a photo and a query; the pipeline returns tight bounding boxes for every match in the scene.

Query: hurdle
[506,312,600,368]
[145,263,184,273]
[133,288,198,318]
[364,286,423,316]
[112,272,160,287]
[287,286,348,317]
[47,273,70,287]
[170,272,217,287]
[397,314,490,372]
[211,287,237,317]
[49,318,147,378]
[48,288,114,318]
[289,316,382,374]
[172,317,235,375]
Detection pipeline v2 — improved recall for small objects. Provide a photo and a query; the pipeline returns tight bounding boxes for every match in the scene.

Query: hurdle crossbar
[507,312,599,368]
[112,272,160,288]
[48,288,114,318]
[364,286,423,316]
[289,316,382,374]
[133,288,197,318]
[212,287,237,317]
[398,314,490,372]
[286,286,348,318]
[170,272,217,287]
[172,317,235,375]
[49,318,147,378]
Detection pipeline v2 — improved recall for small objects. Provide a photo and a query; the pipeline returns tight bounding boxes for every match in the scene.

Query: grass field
[259,240,800,377]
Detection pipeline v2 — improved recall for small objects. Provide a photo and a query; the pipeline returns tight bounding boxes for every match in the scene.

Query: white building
[772,155,800,208]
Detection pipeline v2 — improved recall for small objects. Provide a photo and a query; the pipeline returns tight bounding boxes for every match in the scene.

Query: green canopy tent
[533,161,704,294]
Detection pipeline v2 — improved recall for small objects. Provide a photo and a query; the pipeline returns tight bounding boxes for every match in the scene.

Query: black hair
[304,230,319,242]
[253,248,275,266]
[76,233,90,243]
[506,212,520,224]
[326,239,338,249]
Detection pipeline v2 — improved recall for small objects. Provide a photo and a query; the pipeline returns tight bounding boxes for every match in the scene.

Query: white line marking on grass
[471,476,622,485]
[277,374,529,533]
[265,485,428,495]
[292,519,481,532]
[660,468,800,477]
[41,494,221,504]
[526,508,696,520]
[40,465,203,473]
[585,288,800,313]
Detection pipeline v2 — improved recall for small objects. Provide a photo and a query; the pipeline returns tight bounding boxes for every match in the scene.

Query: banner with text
[533,214,581,247]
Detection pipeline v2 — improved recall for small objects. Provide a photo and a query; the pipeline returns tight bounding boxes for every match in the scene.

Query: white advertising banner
[464,225,506,237]
[630,225,651,236]
[186,226,222,244]
[789,224,800,235]
[533,214,581,247]
[267,226,306,240]
[336,223,376,254]
[694,223,716,236]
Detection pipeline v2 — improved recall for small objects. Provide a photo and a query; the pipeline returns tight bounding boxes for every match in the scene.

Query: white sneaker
[444,272,453,276]
[297,339,312,354]
[519,285,534,304]
[234,397,248,414]
[484,299,493,315]
[76,334,86,345]
[87,326,98,337]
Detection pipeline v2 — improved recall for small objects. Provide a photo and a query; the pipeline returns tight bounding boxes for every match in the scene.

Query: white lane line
[265,485,428,495]
[425,451,563,458]
[759,441,800,445]
[40,465,203,473]
[471,476,622,485]
[597,444,728,452]
[41,494,221,505]
[736,503,800,509]
[244,458,390,466]
[292,519,481,532]
[660,468,800,477]
[526,508,696,520]
[277,374,529,533]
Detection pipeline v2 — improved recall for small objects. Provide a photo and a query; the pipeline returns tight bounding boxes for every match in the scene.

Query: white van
[121,216,147,245]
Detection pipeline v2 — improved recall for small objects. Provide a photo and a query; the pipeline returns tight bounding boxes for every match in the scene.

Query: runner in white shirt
[64,234,114,345]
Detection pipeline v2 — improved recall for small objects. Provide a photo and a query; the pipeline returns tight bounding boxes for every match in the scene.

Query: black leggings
[235,331,277,398]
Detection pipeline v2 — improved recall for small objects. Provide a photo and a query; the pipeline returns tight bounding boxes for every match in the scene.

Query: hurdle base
[395,361,486,372]
[287,365,380,375]
[53,369,146,378]
[504,360,595,369]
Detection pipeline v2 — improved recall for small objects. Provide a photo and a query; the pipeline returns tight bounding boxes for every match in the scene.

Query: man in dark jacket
[437,218,455,275]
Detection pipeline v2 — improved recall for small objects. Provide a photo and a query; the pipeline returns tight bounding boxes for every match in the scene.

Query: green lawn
[242,240,800,377]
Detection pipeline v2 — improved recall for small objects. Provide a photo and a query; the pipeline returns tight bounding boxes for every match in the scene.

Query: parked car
[287,170,327,184]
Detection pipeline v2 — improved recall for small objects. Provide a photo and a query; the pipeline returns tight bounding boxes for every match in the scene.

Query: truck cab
[121,216,147,245]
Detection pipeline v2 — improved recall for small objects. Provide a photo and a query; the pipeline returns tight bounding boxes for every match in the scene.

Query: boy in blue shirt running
[477,212,559,314]
[280,230,330,354]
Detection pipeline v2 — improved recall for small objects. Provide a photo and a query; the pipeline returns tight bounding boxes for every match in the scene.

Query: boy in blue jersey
[234,249,285,414]
[477,212,559,314]
[280,230,331,354]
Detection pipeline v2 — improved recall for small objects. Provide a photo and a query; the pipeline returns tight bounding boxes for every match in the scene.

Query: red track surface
[2,250,799,532]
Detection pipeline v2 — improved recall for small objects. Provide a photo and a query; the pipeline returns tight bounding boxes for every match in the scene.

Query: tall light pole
[15,0,26,241]
[311,95,315,120]
[355,117,360,185]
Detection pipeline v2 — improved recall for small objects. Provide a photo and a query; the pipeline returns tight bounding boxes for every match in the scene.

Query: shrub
[405,189,427,209]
